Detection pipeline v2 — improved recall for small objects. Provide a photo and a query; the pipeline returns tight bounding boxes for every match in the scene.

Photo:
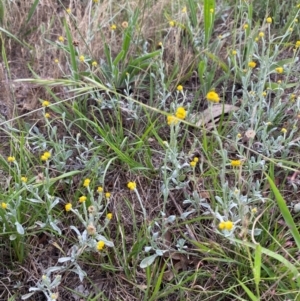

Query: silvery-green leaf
[70,225,81,236]
[49,198,60,211]
[58,257,71,263]
[155,249,165,256]
[294,203,300,213]
[140,254,159,268]
[9,234,17,241]
[21,292,35,299]
[180,210,195,219]
[28,198,44,204]
[166,215,176,223]
[144,246,152,252]
[15,222,24,235]
[35,221,46,228]
[50,222,61,235]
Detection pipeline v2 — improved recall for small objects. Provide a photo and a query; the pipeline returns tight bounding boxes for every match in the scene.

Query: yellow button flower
[230,160,242,167]
[275,67,283,74]
[218,221,226,230]
[105,192,111,198]
[83,178,90,187]
[21,177,28,183]
[79,55,85,62]
[58,36,64,42]
[110,24,117,31]
[79,196,87,203]
[97,186,103,193]
[42,100,50,107]
[41,151,51,161]
[206,91,220,103]
[175,107,187,120]
[224,221,234,230]
[190,161,196,167]
[266,17,272,24]
[248,61,256,68]
[169,20,176,27]
[92,61,98,67]
[7,156,15,162]
[1,202,7,209]
[106,213,113,220]
[177,85,183,92]
[167,115,179,125]
[97,241,105,251]
[127,181,136,190]
[65,203,72,211]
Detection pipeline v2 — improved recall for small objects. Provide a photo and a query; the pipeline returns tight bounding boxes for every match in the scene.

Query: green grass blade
[204,0,215,46]
[265,173,300,250]
[237,280,258,301]
[64,18,78,81]
[187,0,197,28]
[26,0,40,24]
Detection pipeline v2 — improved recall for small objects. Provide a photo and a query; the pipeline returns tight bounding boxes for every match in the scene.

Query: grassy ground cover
[1,0,300,300]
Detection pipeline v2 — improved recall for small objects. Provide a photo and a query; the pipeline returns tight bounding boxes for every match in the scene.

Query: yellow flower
[296,41,300,48]
[110,24,117,31]
[275,67,283,74]
[7,156,15,162]
[248,61,256,68]
[193,157,199,163]
[258,32,264,38]
[224,221,234,230]
[79,196,87,203]
[281,128,287,134]
[83,178,90,187]
[65,203,72,211]
[54,58,59,63]
[262,91,267,97]
[218,221,226,230]
[237,133,242,138]
[87,224,96,235]
[295,18,298,23]
[266,17,272,24]
[230,160,242,167]
[66,8,71,14]
[251,207,257,214]
[93,0,99,2]
[157,42,163,48]
[106,213,113,220]
[209,8,214,13]
[1,202,7,209]
[243,24,249,30]
[190,161,196,167]
[169,20,176,27]
[42,100,50,107]
[182,6,187,13]
[232,50,237,55]
[122,21,128,28]
[105,192,111,198]
[92,61,98,67]
[97,186,103,193]
[127,181,136,190]
[289,27,293,32]
[175,107,187,120]
[58,36,64,42]
[41,151,51,161]
[177,85,183,92]
[206,91,220,103]
[97,241,105,251]
[21,177,27,183]
[79,55,85,62]
[167,115,179,125]
[45,113,50,118]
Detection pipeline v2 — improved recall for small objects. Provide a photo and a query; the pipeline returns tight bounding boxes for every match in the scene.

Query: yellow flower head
[230,160,242,167]
[258,32,264,38]
[127,181,136,190]
[175,107,187,120]
[65,203,72,211]
[243,24,249,30]
[1,202,7,209]
[190,161,196,167]
[83,178,90,187]
[106,213,113,220]
[266,17,272,24]
[54,58,59,63]
[177,85,183,92]
[66,8,71,14]
[79,55,85,62]
[97,240,105,251]
[296,41,300,48]
[122,21,128,28]
[206,91,220,103]
[110,24,117,31]
[281,128,287,134]
[218,221,225,230]
[41,151,51,161]
[97,186,103,193]
[7,156,15,162]
[248,61,256,68]
[193,157,199,163]
[224,221,234,230]
[92,61,98,67]
[182,6,187,13]
[167,115,179,125]
[44,113,50,118]
[105,192,111,198]
[232,50,237,55]
[169,20,176,27]
[21,177,28,183]
[209,8,214,13]
[58,36,64,42]
[42,100,50,107]
[237,133,242,138]
[79,196,87,203]
[275,67,283,74]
